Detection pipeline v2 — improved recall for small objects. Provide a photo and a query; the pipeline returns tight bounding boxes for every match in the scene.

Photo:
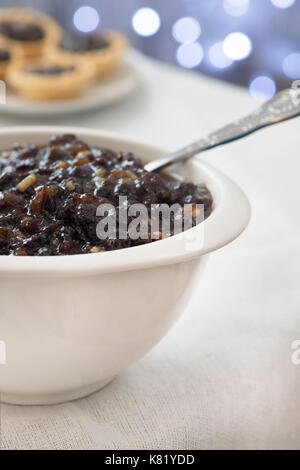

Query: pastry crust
[0,8,62,58]
[51,30,127,79]
[0,37,16,80]
[7,57,94,101]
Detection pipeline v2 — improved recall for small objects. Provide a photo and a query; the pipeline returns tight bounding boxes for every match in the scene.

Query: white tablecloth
[1,51,299,450]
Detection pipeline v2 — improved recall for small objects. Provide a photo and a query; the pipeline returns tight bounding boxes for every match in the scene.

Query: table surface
[1,50,299,450]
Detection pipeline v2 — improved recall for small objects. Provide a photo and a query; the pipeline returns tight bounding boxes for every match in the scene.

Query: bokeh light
[72,2,298,97]
[223,32,253,61]
[132,8,161,37]
[249,76,277,101]
[270,0,295,9]
[172,17,201,44]
[224,0,250,17]
[176,43,204,69]
[73,6,100,33]
[282,52,300,79]
[209,42,234,69]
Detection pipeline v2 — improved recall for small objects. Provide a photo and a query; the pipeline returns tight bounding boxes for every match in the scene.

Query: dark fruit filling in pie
[59,31,110,53]
[27,66,75,76]
[0,134,213,256]
[0,49,10,62]
[0,22,45,42]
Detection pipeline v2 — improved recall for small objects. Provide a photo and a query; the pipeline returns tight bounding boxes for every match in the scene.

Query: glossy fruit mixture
[0,22,45,42]
[0,134,213,256]
[0,49,10,62]
[59,32,110,53]
[27,66,75,76]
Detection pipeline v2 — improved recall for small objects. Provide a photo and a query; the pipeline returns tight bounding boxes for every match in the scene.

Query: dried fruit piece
[18,174,37,192]
[90,246,102,253]
[66,181,75,191]
[125,170,137,180]
[57,161,67,169]
[94,169,106,176]
[30,186,56,214]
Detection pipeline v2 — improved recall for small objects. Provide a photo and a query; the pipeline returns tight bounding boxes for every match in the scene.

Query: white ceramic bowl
[0,127,250,405]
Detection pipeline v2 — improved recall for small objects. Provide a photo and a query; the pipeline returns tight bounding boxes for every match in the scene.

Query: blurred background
[1,0,300,100]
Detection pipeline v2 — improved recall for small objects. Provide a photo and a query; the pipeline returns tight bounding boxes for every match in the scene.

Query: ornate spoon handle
[145,88,300,173]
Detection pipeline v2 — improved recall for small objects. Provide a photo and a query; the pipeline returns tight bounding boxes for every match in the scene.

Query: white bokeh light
[224,0,250,17]
[132,8,161,37]
[176,43,204,69]
[172,17,201,44]
[209,42,234,68]
[249,76,276,101]
[270,0,295,8]
[73,6,100,33]
[282,53,300,79]
[223,32,253,61]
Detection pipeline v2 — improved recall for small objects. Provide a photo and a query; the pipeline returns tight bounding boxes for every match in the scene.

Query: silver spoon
[145,87,300,173]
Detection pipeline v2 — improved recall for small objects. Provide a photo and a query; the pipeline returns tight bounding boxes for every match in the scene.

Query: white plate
[0,59,139,116]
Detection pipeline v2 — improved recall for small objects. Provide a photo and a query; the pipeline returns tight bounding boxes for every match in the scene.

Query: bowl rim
[0,126,251,277]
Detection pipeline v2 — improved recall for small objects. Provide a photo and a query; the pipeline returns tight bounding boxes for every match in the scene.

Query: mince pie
[51,30,127,78]
[0,8,61,57]
[7,57,94,101]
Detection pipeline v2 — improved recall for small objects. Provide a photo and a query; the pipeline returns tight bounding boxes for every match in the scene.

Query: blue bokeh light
[73,6,100,33]
[176,42,204,69]
[224,0,250,17]
[282,52,300,79]
[132,8,161,37]
[249,76,277,101]
[223,32,253,61]
[270,0,295,9]
[209,42,234,69]
[172,17,201,44]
